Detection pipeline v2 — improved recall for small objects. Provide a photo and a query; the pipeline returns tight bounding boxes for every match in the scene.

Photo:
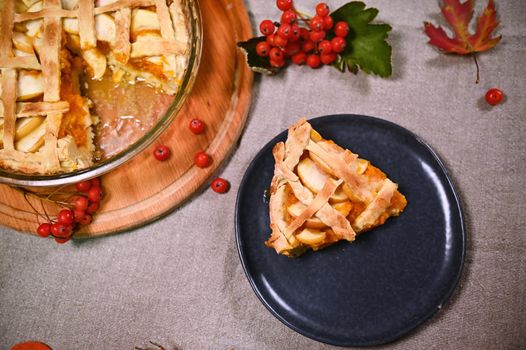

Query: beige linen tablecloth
[1,1,525,349]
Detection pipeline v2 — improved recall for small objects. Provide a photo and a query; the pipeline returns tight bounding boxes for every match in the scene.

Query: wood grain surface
[0,0,254,237]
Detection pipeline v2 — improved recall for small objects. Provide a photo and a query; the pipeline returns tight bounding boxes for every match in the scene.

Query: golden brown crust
[130,39,186,58]
[354,179,397,232]
[78,0,97,50]
[286,179,341,236]
[14,8,77,23]
[39,0,63,171]
[0,0,15,56]
[266,119,407,256]
[1,69,18,151]
[41,0,62,102]
[114,8,132,64]
[155,0,176,40]
[94,0,156,15]
[0,56,41,70]
[16,101,70,118]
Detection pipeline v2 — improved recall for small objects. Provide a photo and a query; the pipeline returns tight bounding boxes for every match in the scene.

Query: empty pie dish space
[0,0,202,186]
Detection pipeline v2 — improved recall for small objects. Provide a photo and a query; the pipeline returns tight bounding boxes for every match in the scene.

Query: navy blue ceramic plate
[235,115,465,347]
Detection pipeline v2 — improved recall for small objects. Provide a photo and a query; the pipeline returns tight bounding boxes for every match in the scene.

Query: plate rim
[234,114,466,347]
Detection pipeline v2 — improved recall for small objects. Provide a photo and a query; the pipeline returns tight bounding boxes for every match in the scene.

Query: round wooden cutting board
[0,0,254,238]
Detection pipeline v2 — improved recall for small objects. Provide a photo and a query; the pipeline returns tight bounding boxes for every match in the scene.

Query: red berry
[269,47,284,61]
[334,21,350,37]
[320,52,337,65]
[79,214,92,226]
[73,196,89,211]
[331,36,346,53]
[301,40,315,53]
[316,3,330,17]
[256,41,271,57]
[318,40,332,54]
[87,187,103,203]
[86,202,99,214]
[153,145,170,161]
[90,178,101,187]
[299,28,310,40]
[309,30,326,43]
[307,54,322,68]
[51,223,71,238]
[259,19,275,36]
[211,178,230,194]
[75,180,91,192]
[288,24,300,42]
[194,151,211,168]
[277,23,292,39]
[57,209,75,225]
[485,88,504,106]
[55,236,71,244]
[36,223,51,238]
[310,16,325,32]
[281,10,297,24]
[323,16,334,30]
[270,58,286,68]
[266,33,276,46]
[73,209,85,222]
[189,118,205,134]
[273,35,288,48]
[284,42,300,56]
[291,51,307,65]
[276,0,293,11]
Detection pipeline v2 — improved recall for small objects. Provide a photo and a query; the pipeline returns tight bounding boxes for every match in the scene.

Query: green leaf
[330,2,392,77]
[237,37,280,75]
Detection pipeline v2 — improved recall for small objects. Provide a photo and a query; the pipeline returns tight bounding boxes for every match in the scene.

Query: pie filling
[0,0,191,175]
[266,119,408,257]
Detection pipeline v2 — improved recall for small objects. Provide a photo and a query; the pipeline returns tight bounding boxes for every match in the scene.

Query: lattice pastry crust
[0,0,191,175]
[266,119,407,257]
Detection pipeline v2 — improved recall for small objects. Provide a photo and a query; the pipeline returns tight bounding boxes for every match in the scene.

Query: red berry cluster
[256,1,349,69]
[36,178,103,244]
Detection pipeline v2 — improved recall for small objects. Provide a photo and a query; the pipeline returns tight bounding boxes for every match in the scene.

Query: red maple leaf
[424,0,502,54]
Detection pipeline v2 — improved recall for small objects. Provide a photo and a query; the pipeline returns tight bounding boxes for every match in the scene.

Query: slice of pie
[0,0,190,175]
[266,119,407,257]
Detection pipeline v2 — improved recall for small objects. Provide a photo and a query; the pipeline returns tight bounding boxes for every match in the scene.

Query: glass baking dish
[0,0,202,187]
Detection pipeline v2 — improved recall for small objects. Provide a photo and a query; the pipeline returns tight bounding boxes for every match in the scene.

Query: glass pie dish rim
[0,0,203,187]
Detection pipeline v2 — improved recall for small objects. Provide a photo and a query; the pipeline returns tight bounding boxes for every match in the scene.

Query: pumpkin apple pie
[267,119,407,257]
[0,0,190,175]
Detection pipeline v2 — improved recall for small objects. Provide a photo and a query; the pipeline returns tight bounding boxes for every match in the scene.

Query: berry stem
[473,54,480,84]
[44,184,68,200]
[22,192,49,223]
[14,186,73,208]
[40,199,52,223]
[293,6,312,21]
[295,18,311,24]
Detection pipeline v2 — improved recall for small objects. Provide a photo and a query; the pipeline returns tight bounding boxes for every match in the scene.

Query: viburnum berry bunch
[238,1,393,77]
[256,1,349,69]
[26,177,104,244]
